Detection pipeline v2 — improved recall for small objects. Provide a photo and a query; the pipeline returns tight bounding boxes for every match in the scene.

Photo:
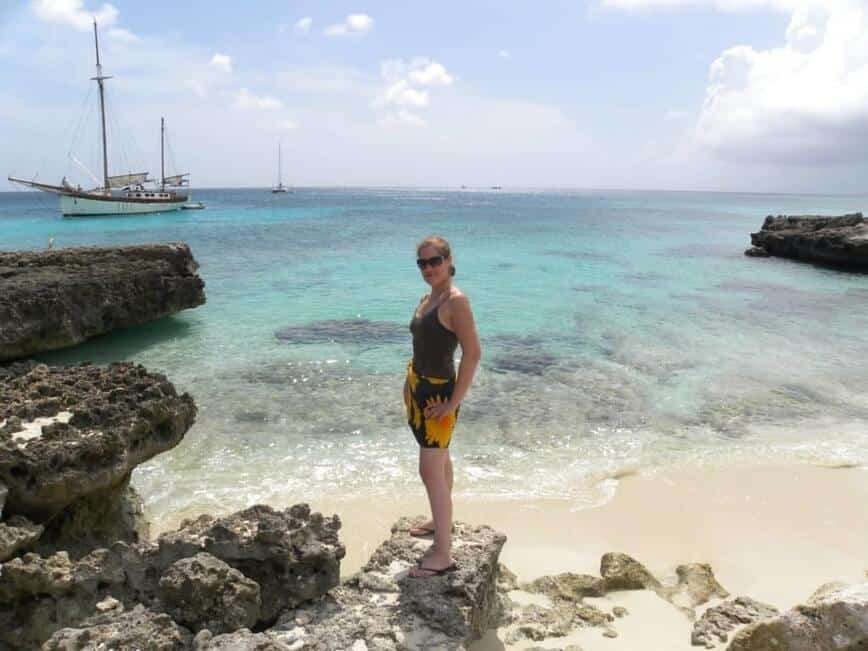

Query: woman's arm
[424,294,480,418]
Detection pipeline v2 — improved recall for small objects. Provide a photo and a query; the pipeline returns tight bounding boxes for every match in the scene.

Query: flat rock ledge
[0,361,196,534]
[0,242,206,361]
[269,516,507,651]
[745,213,868,269]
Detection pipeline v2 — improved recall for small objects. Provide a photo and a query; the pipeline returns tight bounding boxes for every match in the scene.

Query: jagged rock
[521,573,605,601]
[498,563,519,592]
[272,517,506,650]
[0,545,139,649]
[35,479,150,559]
[0,243,206,360]
[194,629,294,650]
[727,582,868,651]
[158,552,261,634]
[612,606,628,618]
[744,246,770,257]
[749,213,868,269]
[0,515,43,561]
[692,597,779,648]
[0,361,196,532]
[155,504,344,624]
[659,563,730,618]
[0,482,7,518]
[42,604,193,650]
[600,552,661,591]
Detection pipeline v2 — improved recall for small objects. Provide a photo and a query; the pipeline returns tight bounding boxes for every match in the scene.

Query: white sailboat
[271,143,291,193]
[8,21,189,216]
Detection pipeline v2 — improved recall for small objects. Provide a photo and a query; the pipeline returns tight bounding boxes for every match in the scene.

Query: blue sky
[2,0,867,192]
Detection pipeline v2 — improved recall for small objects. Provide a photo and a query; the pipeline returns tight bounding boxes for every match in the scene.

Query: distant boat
[490,185,502,190]
[271,143,291,193]
[181,201,205,210]
[8,21,190,217]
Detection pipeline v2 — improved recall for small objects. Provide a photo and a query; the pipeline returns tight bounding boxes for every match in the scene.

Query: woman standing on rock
[404,235,481,578]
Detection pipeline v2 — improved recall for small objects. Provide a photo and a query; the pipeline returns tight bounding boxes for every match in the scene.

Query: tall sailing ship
[8,21,189,216]
[271,142,290,193]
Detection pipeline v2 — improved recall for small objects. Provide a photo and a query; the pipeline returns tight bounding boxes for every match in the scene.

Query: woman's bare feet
[409,548,456,578]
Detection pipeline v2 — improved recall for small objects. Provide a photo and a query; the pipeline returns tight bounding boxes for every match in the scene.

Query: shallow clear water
[3,188,868,525]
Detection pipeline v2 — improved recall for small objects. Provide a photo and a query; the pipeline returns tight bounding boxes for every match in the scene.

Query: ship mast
[161,117,165,190]
[278,142,282,187]
[91,20,112,194]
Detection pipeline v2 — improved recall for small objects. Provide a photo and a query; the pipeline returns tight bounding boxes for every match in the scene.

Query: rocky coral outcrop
[660,563,730,618]
[0,361,195,555]
[158,552,261,634]
[154,504,344,625]
[193,629,294,650]
[745,213,868,268]
[271,516,506,650]
[0,515,43,562]
[0,243,206,361]
[727,582,868,651]
[42,603,193,650]
[692,597,779,648]
[600,552,661,591]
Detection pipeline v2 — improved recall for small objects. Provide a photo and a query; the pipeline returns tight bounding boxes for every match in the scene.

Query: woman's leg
[411,449,453,535]
[412,448,454,574]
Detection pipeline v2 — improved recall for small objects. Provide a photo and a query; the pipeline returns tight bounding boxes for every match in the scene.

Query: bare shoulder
[444,288,472,315]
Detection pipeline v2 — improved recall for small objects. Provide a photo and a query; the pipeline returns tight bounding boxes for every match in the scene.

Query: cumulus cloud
[235,88,282,110]
[374,57,454,125]
[601,0,831,11]
[498,49,511,58]
[210,53,232,73]
[324,13,374,37]
[694,1,868,164]
[408,61,453,86]
[32,0,119,30]
[295,17,313,34]
[383,80,429,107]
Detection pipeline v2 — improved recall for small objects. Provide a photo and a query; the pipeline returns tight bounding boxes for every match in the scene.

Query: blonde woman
[404,235,481,578]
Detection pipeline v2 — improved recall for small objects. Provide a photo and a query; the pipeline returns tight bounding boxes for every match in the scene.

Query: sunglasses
[416,255,445,270]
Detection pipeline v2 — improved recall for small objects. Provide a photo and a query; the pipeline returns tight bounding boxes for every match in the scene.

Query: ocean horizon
[2,187,867,531]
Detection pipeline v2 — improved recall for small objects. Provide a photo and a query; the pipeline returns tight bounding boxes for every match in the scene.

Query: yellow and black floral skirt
[404,362,459,448]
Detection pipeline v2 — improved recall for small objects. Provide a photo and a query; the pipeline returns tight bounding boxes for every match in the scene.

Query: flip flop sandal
[409,562,458,578]
[408,525,435,537]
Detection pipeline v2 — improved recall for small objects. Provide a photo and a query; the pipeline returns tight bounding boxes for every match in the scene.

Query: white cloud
[295,17,313,34]
[498,49,511,58]
[235,88,282,110]
[382,80,429,107]
[277,119,299,130]
[210,53,232,73]
[408,61,454,86]
[324,13,374,37]
[32,0,119,30]
[694,2,868,164]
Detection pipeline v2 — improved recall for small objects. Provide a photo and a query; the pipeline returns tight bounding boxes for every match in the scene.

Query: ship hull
[61,194,187,216]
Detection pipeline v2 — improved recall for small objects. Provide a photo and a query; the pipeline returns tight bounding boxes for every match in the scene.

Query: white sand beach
[302,463,868,649]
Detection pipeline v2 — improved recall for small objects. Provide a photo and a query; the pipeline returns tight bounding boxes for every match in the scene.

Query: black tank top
[410,296,458,378]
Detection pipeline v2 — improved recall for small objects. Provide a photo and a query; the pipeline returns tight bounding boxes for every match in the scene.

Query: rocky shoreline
[745,212,868,269]
[0,361,866,650]
[0,243,206,361]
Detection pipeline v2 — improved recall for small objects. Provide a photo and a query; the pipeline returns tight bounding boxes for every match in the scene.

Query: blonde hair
[416,235,452,258]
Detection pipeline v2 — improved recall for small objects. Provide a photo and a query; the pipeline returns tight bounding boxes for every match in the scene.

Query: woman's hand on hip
[424,399,456,421]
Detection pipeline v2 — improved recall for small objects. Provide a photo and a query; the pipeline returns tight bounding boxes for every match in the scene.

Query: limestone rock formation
[660,563,730,618]
[270,516,507,650]
[746,213,868,268]
[154,504,344,625]
[0,243,206,360]
[0,515,43,562]
[692,597,779,648]
[158,552,261,634]
[194,628,294,650]
[727,582,868,651]
[42,603,193,650]
[599,552,661,591]
[0,361,195,554]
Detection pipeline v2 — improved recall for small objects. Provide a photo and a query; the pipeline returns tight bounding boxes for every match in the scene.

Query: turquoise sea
[2,188,868,527]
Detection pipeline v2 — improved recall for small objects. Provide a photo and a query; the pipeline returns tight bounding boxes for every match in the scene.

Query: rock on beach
[0,243,206,361]
[745,213,868,269]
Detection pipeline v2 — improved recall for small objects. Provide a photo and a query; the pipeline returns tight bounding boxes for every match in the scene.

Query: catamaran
[8,21,190,216]
[271,143,291,193]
